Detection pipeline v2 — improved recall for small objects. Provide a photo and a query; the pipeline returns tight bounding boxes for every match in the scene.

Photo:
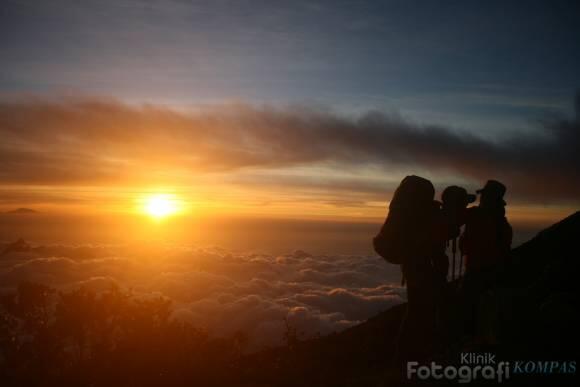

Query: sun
[143,194,179,219]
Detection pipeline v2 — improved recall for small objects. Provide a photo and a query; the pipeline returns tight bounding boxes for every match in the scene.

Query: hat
[477,180,506,205]
[441,186,476,206]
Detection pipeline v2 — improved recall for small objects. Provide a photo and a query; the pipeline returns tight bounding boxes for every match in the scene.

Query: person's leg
[433,274,452,348]
[461,271,484,337]
[398,268,435,361]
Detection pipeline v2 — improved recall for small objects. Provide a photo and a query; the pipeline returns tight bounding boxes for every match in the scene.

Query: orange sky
[0,98,578,248]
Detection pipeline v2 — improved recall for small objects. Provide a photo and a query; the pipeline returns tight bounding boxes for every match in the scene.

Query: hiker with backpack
[459,180,512,339]
[373,175,447,361]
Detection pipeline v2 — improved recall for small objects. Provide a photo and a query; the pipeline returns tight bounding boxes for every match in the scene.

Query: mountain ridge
[240,211,580,386]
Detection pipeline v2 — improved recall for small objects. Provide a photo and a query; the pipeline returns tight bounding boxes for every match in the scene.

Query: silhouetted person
[440,186,476,280]
[374,176,446,362]
[460,180,512,338]
[434,186,476,343]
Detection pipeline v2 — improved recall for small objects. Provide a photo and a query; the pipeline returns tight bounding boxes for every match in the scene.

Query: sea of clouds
[0,243,404,351]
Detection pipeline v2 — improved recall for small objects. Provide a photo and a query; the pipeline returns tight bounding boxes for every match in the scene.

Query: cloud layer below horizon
[0,244,403,350]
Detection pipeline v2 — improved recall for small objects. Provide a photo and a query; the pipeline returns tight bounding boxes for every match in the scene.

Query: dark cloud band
[0,97,578,204]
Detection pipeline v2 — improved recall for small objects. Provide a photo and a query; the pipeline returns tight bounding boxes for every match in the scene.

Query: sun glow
[143,194,179,219]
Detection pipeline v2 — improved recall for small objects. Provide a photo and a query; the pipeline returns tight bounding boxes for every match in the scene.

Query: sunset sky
[1,0,579,249]
[1,0,580,360]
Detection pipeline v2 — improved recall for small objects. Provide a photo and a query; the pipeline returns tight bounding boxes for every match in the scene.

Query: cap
[441,185,476,206]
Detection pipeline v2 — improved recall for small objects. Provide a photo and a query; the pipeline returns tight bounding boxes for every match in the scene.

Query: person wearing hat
[476,180,507,208]
[461,180,511,273]
[459,180,512,338]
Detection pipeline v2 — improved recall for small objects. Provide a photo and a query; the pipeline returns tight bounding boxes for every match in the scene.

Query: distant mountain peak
[1,237,32,255]
[4,207,39,214]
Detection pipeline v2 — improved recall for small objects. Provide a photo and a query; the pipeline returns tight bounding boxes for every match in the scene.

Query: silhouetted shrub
[0,281,242,386]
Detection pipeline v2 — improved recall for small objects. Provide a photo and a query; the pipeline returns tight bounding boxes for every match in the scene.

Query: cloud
[0,97,578,203]
[0,244,403,350]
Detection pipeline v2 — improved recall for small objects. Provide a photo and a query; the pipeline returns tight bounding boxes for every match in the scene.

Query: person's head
[477,180,507,208]
[441,186,476,210]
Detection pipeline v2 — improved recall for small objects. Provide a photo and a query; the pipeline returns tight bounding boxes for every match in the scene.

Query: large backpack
[373,175,435,265]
